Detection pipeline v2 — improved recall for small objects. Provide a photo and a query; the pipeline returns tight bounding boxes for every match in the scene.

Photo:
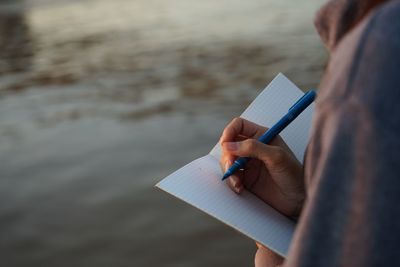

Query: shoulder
[356,1,400,57]
[317,1,400,110]
[368,1,400,36]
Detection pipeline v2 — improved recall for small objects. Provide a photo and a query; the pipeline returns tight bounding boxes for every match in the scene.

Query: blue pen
[221,90,316,181]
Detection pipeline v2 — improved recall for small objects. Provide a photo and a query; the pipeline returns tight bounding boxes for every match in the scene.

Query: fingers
[222,139,288,172]
[255,245,284,267]
[256,242,264,249]
[229,173,244,194]
[220,153,235,175]
[220,158,244,194]
[220,117,267,144]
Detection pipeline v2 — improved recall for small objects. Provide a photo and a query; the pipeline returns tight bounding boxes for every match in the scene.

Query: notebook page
[210,73,314,162]
[156,155,295,257]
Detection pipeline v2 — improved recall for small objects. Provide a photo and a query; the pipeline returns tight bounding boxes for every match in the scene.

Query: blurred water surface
[0,0,327,266]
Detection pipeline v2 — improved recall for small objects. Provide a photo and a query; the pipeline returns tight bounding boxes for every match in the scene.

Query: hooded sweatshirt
[285,0,400,266]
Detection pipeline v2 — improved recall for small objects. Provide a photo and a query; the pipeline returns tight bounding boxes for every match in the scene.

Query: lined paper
[210,73,314,161]
[156,73,314,257]
[157,155,295,257]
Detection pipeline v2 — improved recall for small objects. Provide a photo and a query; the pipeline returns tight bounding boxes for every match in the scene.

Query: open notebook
[156,73,314,257]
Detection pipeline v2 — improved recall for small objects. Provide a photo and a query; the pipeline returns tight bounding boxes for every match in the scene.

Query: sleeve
[285,2,400,267]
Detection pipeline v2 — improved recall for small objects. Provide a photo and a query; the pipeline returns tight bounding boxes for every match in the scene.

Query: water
[0,0,327,266]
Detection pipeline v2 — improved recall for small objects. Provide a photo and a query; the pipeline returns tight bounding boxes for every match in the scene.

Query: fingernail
[230,179,240,194]
[231,179,242,194]
[233,182,240,193]
[235,186,243,194]
[225,142,238,151]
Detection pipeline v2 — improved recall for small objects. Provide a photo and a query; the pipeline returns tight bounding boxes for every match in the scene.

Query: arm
[219,117,305,266]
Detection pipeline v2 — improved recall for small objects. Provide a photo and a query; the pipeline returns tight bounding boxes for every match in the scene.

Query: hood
[314,0,391,50]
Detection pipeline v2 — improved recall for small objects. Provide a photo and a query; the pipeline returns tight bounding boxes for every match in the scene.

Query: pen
[221,90,316,181]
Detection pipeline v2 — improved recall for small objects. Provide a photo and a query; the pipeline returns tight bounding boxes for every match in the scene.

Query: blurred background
[0,0,327,266]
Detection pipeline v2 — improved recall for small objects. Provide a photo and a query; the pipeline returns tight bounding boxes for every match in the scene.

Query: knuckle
[232,117,242,126]
[221,127,229,138]
[245,139,258,151]
[222,124,231,134]
[222,117,241,138]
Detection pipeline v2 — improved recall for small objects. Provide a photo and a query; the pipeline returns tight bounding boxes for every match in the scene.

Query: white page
[210,73,314,162]
[157,155,296,257]
[156,73,314,257]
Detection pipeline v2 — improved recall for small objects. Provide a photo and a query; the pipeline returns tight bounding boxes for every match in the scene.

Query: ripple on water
[0,0,327,266]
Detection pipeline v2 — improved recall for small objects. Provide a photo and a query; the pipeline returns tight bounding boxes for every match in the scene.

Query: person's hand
[254,243,284,267]
[219,117,305,217]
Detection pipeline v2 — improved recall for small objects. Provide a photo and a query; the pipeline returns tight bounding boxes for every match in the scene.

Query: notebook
[156,73,314,257]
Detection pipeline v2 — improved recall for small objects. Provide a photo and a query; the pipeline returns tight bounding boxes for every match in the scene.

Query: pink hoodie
[285,1,400,267]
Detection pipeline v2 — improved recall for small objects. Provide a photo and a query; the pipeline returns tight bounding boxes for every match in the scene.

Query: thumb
[223,139,287,170]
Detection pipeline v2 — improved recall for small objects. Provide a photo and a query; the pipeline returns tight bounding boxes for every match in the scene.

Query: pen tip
[221,173,230,181]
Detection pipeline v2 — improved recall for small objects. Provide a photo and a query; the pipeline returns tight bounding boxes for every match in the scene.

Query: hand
[255,243,284,267]
[219,117,305,217]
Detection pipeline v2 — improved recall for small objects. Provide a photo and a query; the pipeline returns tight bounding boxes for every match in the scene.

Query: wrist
[289,190,305,218]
